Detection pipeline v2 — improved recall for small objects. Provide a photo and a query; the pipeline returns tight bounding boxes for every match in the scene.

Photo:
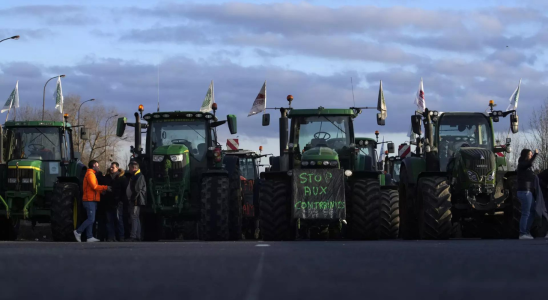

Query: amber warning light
[138,104,144,112]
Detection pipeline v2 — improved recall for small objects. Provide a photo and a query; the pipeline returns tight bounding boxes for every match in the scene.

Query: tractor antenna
[351,77,356,107]
[157,64,160,112]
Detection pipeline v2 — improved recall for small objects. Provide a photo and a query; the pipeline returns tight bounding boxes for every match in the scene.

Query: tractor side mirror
[387,142,395,154]
[411,115,422,136]
[262,113,270,126]
[116,117,127,137]
[376,113,385,126]
[227,114,237,134]
[80,126,89,141]
[510,114,519,134]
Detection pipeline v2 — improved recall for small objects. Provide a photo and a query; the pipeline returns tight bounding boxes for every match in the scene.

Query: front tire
[51,182,81,241]
[417,176,452,240]
[200,175,229,241]
[399,166,418,240]
[348,178,381,240]
[259,180,294,241]
[228,170,243,241]
[379,189,399,239]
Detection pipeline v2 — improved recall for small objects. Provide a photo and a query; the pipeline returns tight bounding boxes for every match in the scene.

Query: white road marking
[255,244,270,247]
[244,251,265,300]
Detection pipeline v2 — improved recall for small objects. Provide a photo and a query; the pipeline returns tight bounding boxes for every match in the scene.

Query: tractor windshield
[7,127,62,161]
[239,157,257,180]
[438,114,493,170]
[294,116,350,151]
[150,121,208,161]
[392,161,401,182]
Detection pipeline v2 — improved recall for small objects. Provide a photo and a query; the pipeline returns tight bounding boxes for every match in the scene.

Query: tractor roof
[288,108,355,117]
[4,121,71,128]
[223,149,259,156]
[143,111,215,121]
[356,137,377,143]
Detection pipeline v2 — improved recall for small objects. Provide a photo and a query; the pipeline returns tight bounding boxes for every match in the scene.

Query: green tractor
[356,136,400,239]
[383,154,402,186]
[258,95,396,240]
[0,116,88,241]
[398,100,531,239]
[116,104,242,241]
[223,145,271,239]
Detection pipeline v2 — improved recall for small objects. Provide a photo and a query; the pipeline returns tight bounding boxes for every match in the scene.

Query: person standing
[517,149,539,240]
[127,161,146,242]
[74,160,110,242]
[103,162,127,242]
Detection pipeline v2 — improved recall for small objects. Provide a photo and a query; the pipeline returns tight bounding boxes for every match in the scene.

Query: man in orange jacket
[74,160,111,242]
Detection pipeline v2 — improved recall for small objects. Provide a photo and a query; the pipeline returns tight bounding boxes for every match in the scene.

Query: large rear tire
[348,178,381,240]
[51,182,81,242]
[417,176,452,240]
[228,170,243,241]
[0,217,19,241]
[200,175,229,241]
[259,180,294,241]
[379,189,399,239]
[504,175,520,239]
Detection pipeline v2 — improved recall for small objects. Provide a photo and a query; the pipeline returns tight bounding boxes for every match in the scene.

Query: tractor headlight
[8,178,16,184]
[195,113,203,118]
[22,178,32,184]
[170,154,184,162]
[186,114,194,117]
[153,155,164,162]
[344,170,353,177]
[467,170,478,182]
[310,161,316,166]
[143,115,151,120]
[322,161,330,166]
[162,114,170,118]
[205,115,213,119]
[329,161,338,167]
[301,161,309,166]
[359,140,364,146]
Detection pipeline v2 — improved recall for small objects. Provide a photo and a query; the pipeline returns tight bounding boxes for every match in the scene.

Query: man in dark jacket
[127,161,146,241]
[103,162,128,242]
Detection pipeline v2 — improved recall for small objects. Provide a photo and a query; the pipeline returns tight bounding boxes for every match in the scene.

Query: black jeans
[106,202,125,240]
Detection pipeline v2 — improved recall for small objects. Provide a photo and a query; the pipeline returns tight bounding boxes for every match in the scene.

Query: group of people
[73,160,147,242]
[517,148,548,240]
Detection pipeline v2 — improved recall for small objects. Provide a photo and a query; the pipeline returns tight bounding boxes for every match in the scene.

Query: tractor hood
[153,144,189,156]
[7,159,42,170]
[457,147,496,182]
[302,146,339,161]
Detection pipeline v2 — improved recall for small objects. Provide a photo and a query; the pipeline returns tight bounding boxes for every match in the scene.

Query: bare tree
[496,131,524,170]
[527,100,548,170]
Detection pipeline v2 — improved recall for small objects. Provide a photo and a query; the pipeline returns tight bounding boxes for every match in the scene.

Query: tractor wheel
[200,175,229,241]
[259,180,294,241]
[51,182,82,241]
[417,176,452,240]
[531,217,548,238]
[228,170,243,241]
[379,189,399,239]
[398,166,418,240]
[348,178,381,240]
[0,217,19,241]
[479,215,506,239]
[504,175,520,239]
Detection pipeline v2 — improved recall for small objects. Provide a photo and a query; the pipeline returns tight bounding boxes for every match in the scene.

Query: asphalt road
[1,239,547,300]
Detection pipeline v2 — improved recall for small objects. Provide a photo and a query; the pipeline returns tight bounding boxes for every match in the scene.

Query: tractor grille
[6,168,34,192]
[152,156,187,182]
[461,148,495,178]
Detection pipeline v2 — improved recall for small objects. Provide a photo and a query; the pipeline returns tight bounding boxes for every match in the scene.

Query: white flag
[54,76,64,113]
[1,81,19,113]
[378,137,385,163]
[248,81,267,117]
[200,81,214,113]
[377,80,387,119]
[506,79,521,111]
[414,78,426,112]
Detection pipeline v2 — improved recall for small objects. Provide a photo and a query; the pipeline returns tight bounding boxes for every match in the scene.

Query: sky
[1,0,547,164]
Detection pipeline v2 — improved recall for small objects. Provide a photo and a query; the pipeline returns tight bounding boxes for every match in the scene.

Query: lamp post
[0,35,19,43]
[77,98,95,152]
[105,114,118,169]
[42,74,66,121]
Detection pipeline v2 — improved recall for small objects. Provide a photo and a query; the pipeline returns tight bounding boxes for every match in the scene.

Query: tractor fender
[202,169,229,177]
[401,156,426,185]
[352,170,380,180]
[417,171,448,181]
[261,171,290,182]
[223,155,240,176]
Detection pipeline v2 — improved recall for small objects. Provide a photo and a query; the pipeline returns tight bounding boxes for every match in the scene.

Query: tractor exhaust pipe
[134,112,141,155]
[279,107,288,157]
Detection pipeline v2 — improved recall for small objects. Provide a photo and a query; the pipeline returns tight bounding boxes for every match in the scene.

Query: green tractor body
[0,120,87,241]
[116,109,242,241]
[258,97,398,240]
[398,105,537,239]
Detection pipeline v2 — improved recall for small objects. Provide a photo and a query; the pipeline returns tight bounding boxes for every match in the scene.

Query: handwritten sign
[292,169,345,219]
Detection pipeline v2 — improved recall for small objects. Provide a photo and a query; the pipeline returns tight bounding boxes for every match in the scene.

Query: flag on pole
[414,78,426,112]
[248,81,267,116]
[377,80,387,119]
[506,79,521,111]
[2,81,19,113]
[200,81,214,113]
[378,137,385,163]
[54,76,64,113]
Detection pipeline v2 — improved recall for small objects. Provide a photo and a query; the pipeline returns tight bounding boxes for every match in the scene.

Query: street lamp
[42,74,66,121]
[0,35,20,43]
[105,114,119,169]
[77,98,95,152]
